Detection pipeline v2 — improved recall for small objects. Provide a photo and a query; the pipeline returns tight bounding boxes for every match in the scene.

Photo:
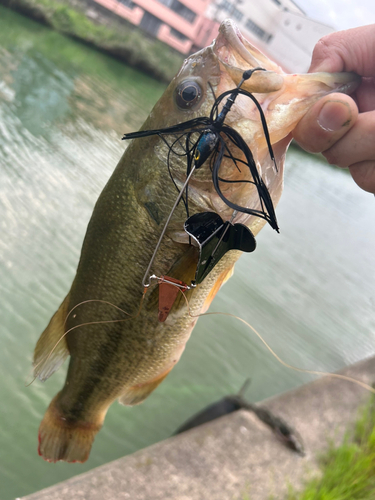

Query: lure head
[194,130,219,168]
[141,19,360,238]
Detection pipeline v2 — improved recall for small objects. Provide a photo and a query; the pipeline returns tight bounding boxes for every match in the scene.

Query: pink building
[92,0,219,54]
[88,0,333,70]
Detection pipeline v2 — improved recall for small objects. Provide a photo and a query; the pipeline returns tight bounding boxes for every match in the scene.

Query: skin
[293,25,375,194]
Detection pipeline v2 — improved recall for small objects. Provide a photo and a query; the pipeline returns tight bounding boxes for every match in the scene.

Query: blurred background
[0,1,374,499]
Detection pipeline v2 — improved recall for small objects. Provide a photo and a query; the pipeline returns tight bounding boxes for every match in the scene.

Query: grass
[237,394,375,500]
[285,394,375,500]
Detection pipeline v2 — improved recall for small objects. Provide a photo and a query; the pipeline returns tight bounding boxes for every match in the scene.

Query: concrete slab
[20,356,375,500]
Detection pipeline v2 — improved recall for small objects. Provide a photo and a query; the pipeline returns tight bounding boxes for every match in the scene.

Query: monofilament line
[173,285,375,395]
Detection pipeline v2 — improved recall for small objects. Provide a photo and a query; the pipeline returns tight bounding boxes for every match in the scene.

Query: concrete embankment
[20,356,375,500]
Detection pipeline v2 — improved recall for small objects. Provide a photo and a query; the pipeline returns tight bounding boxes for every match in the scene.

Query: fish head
[141,19,360,236]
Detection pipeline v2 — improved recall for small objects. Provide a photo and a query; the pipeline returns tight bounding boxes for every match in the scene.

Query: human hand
[293,25,375,194]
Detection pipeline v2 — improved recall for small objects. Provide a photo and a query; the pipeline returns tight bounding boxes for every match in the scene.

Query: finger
[348,161,375,194]
[309,25,375,75]
[355,77,375,113]
[292,94,358,154]
[323,111,375,167]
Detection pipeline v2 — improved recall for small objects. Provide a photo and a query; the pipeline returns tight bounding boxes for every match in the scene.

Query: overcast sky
[296,0,375,30]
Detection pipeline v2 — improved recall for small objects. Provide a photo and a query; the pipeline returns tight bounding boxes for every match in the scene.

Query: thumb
[309,25,375,75]
[292,94,358,153]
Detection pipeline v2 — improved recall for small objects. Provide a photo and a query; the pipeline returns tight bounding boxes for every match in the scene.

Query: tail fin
[38,396,103,463]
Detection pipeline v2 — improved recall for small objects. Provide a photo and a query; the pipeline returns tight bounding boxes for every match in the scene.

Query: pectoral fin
[33,295,70,381]
[167,244,199,284]
[146,245,198,312]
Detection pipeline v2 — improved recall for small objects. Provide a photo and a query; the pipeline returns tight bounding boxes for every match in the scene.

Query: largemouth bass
[33,19,359,463]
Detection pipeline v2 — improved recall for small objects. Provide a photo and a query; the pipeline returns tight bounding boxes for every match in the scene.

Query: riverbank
[19,356,375,500]
[0,0,183,82]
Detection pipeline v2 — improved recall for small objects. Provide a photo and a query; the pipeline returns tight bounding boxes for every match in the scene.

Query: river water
[0,7,374,499]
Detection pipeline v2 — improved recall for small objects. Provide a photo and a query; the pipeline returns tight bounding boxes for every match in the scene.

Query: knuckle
[313,38,331,59]
[311,32,348,72]
[313,34,342,61]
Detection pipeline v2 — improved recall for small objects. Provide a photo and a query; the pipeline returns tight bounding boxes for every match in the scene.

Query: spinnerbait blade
[184,211,256,285]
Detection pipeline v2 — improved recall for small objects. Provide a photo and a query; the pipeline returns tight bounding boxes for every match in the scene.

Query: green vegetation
[0,0,183,81]
[286,394,375,500]
[238,395,375,500]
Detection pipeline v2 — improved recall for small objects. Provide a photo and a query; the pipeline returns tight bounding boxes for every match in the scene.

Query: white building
[206,0,334,72]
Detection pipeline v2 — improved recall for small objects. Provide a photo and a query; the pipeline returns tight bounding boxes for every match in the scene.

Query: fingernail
[318,101,351,132]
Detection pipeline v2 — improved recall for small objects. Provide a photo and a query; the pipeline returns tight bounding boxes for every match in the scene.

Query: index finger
[310,24,375,76]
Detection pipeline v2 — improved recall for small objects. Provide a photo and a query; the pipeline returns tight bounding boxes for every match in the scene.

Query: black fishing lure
[184,211,256,284]
[122,68,279,232]
[123,69,279,290]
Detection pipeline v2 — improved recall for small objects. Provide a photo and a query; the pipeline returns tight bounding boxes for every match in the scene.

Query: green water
[0,7,374,499]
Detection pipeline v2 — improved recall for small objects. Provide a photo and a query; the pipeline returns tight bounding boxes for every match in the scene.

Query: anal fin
[118,367,173,406]
[33,294,71,381]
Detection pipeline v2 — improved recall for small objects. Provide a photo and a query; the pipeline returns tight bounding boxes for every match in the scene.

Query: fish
[174,380,305,455]
[33,19,360,463]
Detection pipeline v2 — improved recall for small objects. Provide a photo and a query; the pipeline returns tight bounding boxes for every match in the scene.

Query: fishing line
[26,293,147,387]
[166,283,375,395]
[28,281,375,396]
[159,132,197,217]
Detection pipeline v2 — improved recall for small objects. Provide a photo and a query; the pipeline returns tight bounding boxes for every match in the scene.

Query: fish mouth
[213,19,284,93]
[214,19,264,69]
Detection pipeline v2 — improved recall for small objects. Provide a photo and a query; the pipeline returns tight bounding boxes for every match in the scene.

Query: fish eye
[175,80,202,109]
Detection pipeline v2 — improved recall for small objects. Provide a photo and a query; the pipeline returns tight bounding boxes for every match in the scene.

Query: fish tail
[38,395,103,463]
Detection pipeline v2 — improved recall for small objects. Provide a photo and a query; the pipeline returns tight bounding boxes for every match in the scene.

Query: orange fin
[167,245,199,285]
[33,294,70,381]
[146,245,198,313]
[201,265,234,313]
[118,367,173,406]
[38,395,103,463]
[158,276,188,322]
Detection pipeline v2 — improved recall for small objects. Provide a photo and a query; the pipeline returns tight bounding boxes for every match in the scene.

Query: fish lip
[213,19,255,68]
[212,20,284,94]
